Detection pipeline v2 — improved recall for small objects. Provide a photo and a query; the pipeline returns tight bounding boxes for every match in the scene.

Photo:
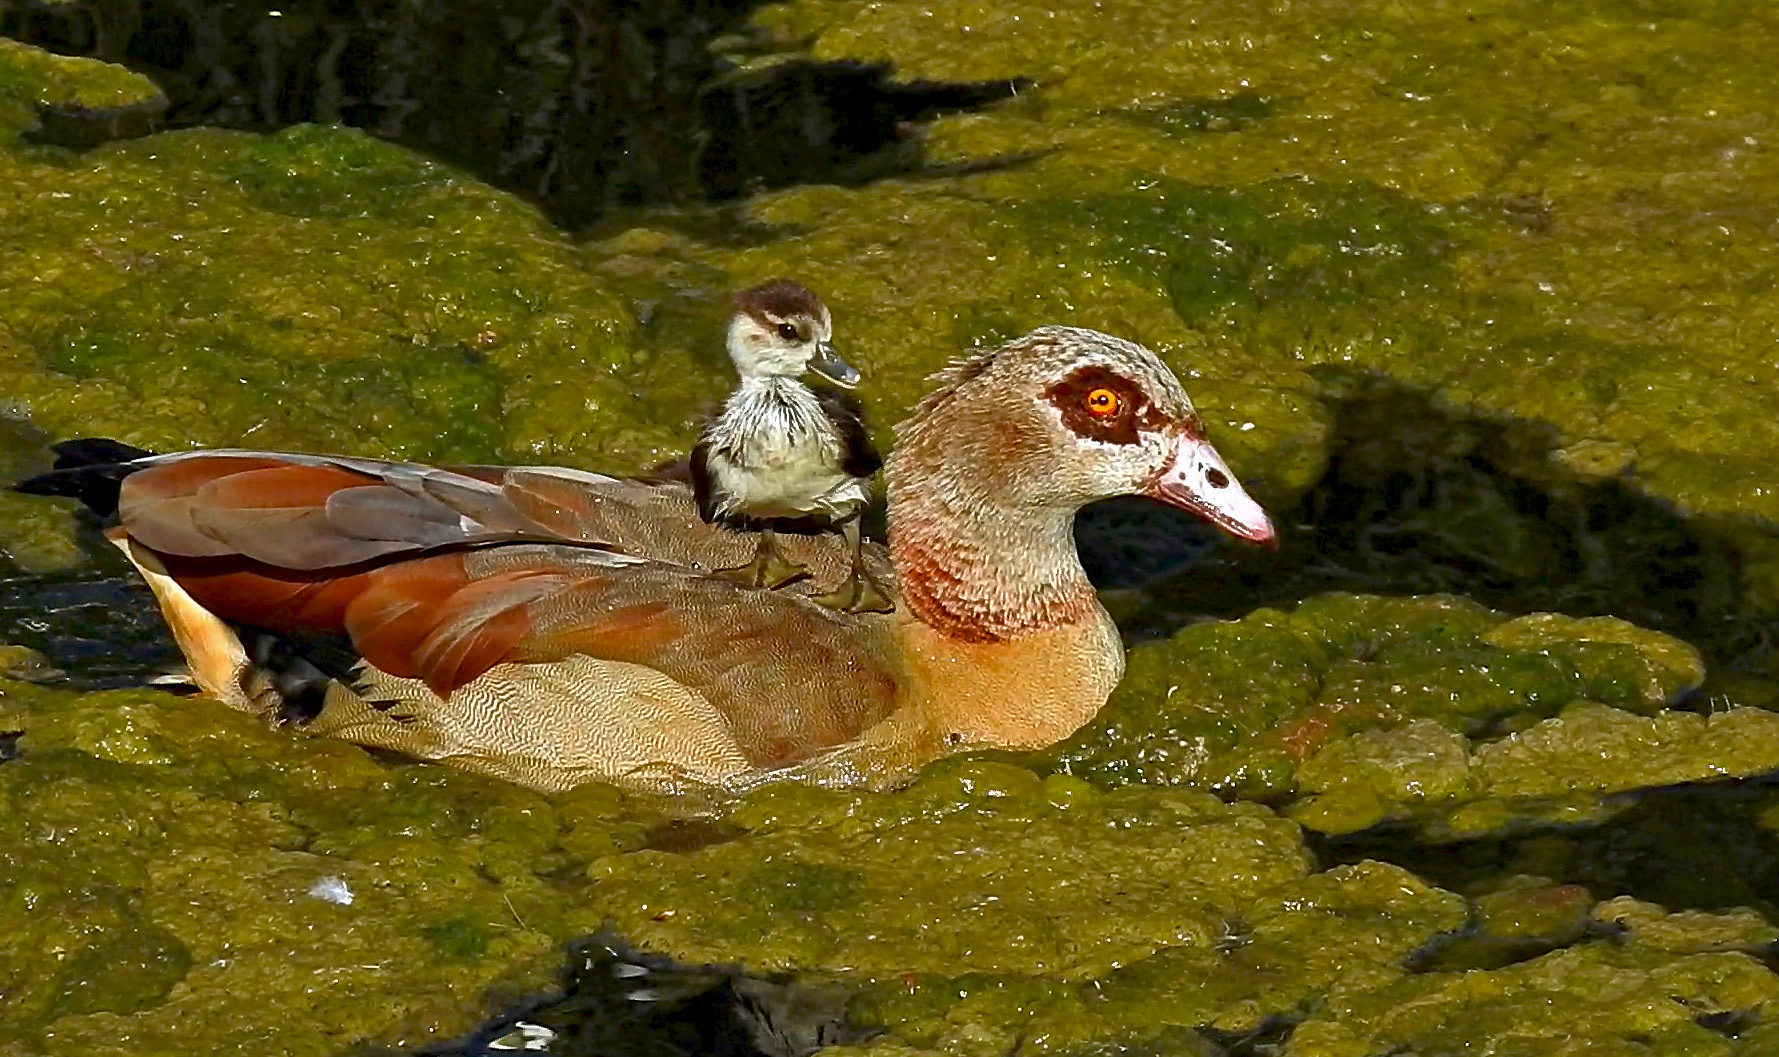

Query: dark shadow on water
[0,532,182,691]
[1311,775,1779,916]
[0,573,179,688]
[374,931,860,1057]
[1076,369,1777,701]
[395,931,1282,1057]
[1202,1017,1295,1057]
[0,0,1022,229]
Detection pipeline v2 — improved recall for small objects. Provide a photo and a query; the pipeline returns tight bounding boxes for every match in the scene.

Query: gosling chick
[692,278,889,613]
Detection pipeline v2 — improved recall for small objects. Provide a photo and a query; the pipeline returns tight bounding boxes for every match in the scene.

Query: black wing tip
[51,437,157,469]
[13,438,159,516]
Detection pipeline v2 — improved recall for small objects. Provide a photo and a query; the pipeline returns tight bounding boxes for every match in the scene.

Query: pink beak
[1143,434,1277,546]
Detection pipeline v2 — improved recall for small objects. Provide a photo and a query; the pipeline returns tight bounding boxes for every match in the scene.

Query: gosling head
[727,278,859,388]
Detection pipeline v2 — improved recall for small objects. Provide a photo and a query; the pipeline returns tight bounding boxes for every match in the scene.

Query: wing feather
[407,571,567,697]
[341,554,484,680]
[326,544,900,764]
[121,455,557,567]
[117,456,294,557]
[157,559,381,632]
[116,452,880,586]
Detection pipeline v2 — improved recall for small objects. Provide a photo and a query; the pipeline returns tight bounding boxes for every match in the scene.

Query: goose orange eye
[1084,387,1121,416]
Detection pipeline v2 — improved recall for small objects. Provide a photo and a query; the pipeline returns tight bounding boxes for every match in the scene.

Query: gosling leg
[811,517,894,613]
[716,525,809,589]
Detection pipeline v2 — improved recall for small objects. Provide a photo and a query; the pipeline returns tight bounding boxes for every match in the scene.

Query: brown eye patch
[1044,366,1174,444]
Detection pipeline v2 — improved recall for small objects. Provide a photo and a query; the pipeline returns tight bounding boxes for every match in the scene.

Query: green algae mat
[9,593,1779,1055]
[9,0,1779,1051]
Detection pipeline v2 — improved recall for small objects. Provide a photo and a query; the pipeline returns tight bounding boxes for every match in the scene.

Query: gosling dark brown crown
[734,279,829,331]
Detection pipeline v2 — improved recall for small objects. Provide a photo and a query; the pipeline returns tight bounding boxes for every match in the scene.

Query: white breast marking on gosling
[705,377,865,521]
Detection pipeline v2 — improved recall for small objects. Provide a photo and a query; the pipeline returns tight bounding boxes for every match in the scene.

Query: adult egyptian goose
[15,327,1274,793]
[693,279,888,613]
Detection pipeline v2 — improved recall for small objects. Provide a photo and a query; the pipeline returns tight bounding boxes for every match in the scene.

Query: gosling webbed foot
[715,529,809,589]
[810,568,894,614]
[806,515,892,613]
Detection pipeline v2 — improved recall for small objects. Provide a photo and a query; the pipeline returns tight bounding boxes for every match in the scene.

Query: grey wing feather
[191,504,421,568]
[322,485,486,546]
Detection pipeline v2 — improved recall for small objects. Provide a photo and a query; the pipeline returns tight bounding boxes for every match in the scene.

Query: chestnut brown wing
[110,452,899,755]
[117,452,552,567]
[339,544,900,766]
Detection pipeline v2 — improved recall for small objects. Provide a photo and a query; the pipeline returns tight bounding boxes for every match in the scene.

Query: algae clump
[0,674,663,1054]
[0,38,164,145]
[1288,943,1779,1057]
[582,760,1469,1052]
[0,40,729,571]
[1035,593,1708,805]
[0,117,651,464]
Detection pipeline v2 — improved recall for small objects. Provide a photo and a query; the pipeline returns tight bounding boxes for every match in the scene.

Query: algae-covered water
[5,0,1779,1053]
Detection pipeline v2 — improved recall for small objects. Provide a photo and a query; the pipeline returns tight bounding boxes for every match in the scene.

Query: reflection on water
[410,932,856,1057]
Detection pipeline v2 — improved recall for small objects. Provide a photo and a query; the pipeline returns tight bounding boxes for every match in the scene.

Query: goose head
[727,279,859,389]
[885,327,1273,643]
[891,326,1274,543]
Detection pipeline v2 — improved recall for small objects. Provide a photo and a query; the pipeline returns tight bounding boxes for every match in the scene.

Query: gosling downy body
[692,278,887,612]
